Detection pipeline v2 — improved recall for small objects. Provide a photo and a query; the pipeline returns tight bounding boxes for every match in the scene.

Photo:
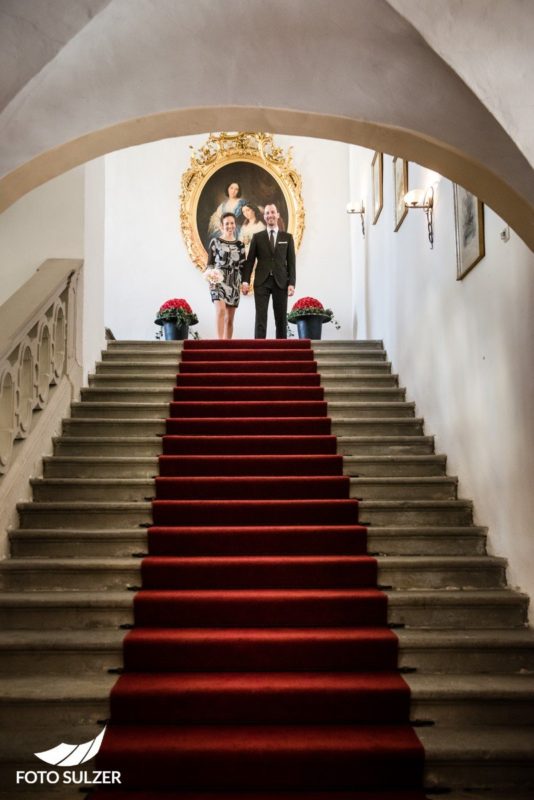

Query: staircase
[1,339,534,799]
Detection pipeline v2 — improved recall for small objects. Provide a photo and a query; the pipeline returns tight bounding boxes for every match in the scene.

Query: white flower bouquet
[204,267,224,285]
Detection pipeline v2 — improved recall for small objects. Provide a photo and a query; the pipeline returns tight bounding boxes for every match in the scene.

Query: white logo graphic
[34,726,107,767]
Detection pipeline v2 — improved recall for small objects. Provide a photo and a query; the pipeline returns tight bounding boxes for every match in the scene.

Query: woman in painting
[207,181,247,241]
[238,201,265,255]
[206,212,246,339]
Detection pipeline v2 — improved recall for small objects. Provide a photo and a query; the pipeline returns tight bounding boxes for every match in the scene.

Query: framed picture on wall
[393,157,408,231]
[180,132,305,271]
[454,184,485,279]
[371,151,383,224]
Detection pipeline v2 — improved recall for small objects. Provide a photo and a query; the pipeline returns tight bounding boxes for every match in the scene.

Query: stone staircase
[1,339,534,798]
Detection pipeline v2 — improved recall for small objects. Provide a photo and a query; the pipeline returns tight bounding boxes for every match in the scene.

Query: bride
[207,181,247,240]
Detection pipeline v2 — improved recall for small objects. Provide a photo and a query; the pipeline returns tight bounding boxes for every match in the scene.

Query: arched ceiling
[0,0,533,249]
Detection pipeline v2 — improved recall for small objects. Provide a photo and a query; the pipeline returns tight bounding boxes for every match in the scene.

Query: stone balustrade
[0,259,82,475]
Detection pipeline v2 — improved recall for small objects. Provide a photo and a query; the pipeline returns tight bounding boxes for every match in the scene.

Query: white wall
[103,134,353,341]
[350,146,534,609]
[0,167,84,305]
[83,159,107,380]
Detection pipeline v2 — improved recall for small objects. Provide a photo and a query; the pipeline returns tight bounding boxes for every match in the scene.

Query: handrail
[0,259,83,474]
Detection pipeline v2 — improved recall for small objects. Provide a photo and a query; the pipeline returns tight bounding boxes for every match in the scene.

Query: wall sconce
[346,201,365,237]
[404,187,434,248]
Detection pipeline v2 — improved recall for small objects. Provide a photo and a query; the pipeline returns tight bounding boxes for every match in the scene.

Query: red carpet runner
[94,339,427,800]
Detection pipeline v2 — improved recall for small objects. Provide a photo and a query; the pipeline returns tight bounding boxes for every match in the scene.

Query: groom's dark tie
[269,230,275,252]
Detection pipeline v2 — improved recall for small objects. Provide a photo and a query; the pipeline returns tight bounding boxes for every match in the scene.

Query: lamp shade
[404,188,426,207]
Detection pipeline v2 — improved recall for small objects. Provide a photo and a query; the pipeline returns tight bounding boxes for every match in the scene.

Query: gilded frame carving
[180,132,305,270]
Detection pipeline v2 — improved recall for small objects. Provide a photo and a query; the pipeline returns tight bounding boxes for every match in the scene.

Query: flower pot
[162,321,189,340]
[296,315,325,340]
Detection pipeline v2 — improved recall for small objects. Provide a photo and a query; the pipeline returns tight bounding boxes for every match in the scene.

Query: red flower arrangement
[156,298,198,325]
[287,296,338,326]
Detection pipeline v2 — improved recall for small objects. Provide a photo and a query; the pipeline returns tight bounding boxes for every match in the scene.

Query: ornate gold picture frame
[180,132,305,270]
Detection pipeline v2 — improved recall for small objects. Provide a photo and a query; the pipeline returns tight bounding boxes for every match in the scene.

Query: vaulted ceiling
[1,0,532,248]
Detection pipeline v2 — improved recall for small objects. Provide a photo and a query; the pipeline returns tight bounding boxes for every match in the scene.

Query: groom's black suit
[243,229,296,339]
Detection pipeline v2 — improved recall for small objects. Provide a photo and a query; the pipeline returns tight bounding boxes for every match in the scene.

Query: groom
[242,203,296,338]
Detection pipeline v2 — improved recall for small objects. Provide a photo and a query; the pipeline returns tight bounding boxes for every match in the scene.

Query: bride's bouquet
[204,267,224,285]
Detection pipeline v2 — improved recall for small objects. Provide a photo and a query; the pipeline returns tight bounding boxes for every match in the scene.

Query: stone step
[344,455,446,476]
[316,360,394,374]
[70,402,169,419]
[62,418,165,436]
[69,400,417,421]
[419,725,534,789]
[94,361,179,376]
[44,456,159,478]
[0,675,114,729]
[88,372,401,389]
[105,339,385,350]
[81,387,174,403]
[0,555,506,592]
[407,673,534,727]
[0,592,133,632]
[0,588,526,631]
[101,346,389,362]
[29,475,459,502]
[17,498,474,528]
[332,418,424,436]
[351,476,458,500]
[336,435,435,455]
[81,383,405,404]
[369,526,487,556]
[315,349,388,361]
[325,387,406,402]
[88,373,179,388]
[0,630,125,674]
[51,434,436,458]
[360,499,473,526]
[328,401,416,419]
[60,417,425,437]
[10,529,146,558]
[53,436,162,457]
[2,673,534,735]
[9,525,488,559]
[398,628,534,673]
[42,454,447,480]
[0,619,532,676]
[17,501,153,529]
[389,589,528,629]
[108,339,184,351]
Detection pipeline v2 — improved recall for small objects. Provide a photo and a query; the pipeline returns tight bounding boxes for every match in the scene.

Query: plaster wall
[102,135,353,342]
[83,158,107,381]
[388,0,534,168]
[350,146,534,609]
[0,167,84,305]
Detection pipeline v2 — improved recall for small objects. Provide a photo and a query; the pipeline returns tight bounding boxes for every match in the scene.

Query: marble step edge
[2,626,533,650]
[89,370,400,382]
[41,454,446,466]
[3,672,534,705]
[16,499,475,511]
[0,588,525,608]
[70,401,415,411]
[29,475,458,488]
[8,524,488,542]
[0,554,507,572]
